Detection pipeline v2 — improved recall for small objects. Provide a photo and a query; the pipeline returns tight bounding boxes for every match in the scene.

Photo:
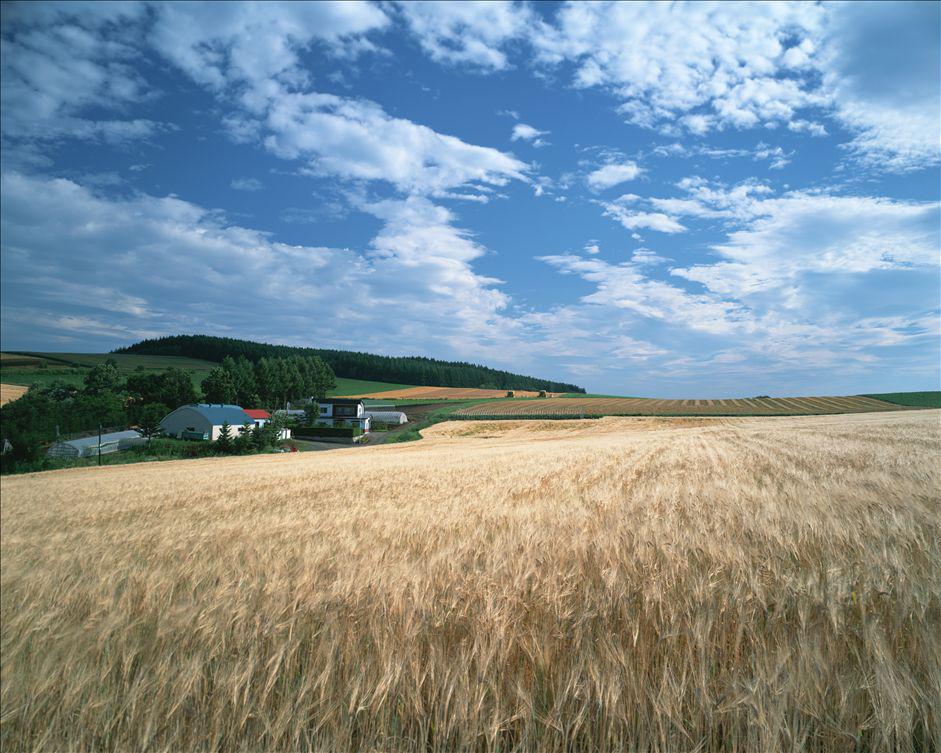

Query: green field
[1,352,218,391]
[329,377,418,396]
[1,354,418,399]
[862,391,941,408]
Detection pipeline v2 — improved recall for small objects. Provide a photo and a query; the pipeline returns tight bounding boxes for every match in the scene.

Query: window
[319,406,329,415]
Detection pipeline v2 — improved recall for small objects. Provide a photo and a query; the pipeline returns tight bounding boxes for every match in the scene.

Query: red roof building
[243,409,271,421]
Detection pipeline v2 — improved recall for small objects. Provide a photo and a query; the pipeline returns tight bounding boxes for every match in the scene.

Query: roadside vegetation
[2,411,937,752]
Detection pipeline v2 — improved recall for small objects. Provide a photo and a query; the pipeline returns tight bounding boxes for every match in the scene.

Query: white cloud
[820,2,940,172]
[533,1,826,135]
[263,90,528,195]
[149,2,390,98]
[599,195,686,234]
[230,177,264,192]
[0,3,164,143]
[586,161,643,190]
[674,194,941,296]
[583,241,600,255]
[396,0,533,71]
[511,123,549,147]
[631,248,669,266]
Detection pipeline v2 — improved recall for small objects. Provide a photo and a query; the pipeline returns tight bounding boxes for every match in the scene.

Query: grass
[863,391,941,408]
[2,410,938,752]
[0,351,219,392]
[328,377,418,396]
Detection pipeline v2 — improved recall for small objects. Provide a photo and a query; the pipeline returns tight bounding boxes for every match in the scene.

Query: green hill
[114,334,584,393]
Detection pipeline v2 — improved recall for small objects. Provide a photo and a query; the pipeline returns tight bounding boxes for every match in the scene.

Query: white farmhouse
[160,404,254,440]
[313,398,371,432]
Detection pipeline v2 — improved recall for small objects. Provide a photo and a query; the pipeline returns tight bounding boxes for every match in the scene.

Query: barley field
[454,394,910,417]
[0,383,28,406]
[2,411,940,752]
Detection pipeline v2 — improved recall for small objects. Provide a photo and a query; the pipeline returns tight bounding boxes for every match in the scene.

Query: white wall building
[160,404,254,440]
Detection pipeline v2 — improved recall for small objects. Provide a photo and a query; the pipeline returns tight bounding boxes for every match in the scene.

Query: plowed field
[453,394,910,417]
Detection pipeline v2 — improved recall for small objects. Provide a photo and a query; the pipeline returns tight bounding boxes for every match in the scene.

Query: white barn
[160,404,254,440]
[46,430,146,459]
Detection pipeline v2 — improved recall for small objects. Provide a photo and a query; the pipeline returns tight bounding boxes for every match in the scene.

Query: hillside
[114,335,584,393]
[0,351,219,391]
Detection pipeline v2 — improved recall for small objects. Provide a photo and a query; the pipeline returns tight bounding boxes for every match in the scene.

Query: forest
[114,335,585,393]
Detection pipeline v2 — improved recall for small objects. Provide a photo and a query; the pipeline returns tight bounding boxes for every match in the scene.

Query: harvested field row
[454,394,912,417]
[0,383,28,406]
[338,385,558,399]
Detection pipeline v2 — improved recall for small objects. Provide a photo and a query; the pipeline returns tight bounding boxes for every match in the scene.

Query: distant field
[0,383,28,406]
[340,385,559,399]
[863,391,941,408]
[0,352,218,391]
[329,377,418,397]
[454,394,914,417]
[2,411,938,751]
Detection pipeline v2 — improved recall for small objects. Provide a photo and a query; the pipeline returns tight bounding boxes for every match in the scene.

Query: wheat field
[2,411,940,752]
[0,383,28,406]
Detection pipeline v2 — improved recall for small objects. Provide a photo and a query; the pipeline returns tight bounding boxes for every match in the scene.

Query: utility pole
[98,423,102,466]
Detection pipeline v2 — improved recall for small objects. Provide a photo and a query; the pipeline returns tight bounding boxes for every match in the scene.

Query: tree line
[1,354,335,470]
[114,334,585,393]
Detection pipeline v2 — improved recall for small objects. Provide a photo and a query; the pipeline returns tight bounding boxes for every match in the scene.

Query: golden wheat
[0,383,28,406]
[2,411,940,752]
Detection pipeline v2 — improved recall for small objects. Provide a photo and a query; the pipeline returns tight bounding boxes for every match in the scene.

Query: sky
[1,1,939,398]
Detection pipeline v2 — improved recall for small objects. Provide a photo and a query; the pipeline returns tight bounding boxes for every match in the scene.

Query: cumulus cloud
[533,2,826,134]
[0,3,164,143]
[263,91,528,195]
[396,0,533,71]
[510,123,549,147]
[230,177,264,191]
[819,1,940,172]
[586,162,643,190]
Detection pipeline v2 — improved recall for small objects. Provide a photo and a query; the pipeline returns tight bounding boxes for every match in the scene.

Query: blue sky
[1,1,938,397]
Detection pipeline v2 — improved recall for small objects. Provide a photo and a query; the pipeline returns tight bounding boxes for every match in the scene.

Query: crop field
[454,394,910,417]
[340,385,557,399]
[329,377,419,397]
[0,351,218,391]
[2,410,939,752]
[0,383,28,406]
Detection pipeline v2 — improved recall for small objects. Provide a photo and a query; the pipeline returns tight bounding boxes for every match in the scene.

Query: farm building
[46,430,146,459]
[160,404,254,440]
[313,398,371,431]
[242,409,291,440]
[364,410,408,425]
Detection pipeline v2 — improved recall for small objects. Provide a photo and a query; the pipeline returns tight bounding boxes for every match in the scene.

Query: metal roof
[186,404,254,426]
[52,430,143,450]
[243,409,270,420]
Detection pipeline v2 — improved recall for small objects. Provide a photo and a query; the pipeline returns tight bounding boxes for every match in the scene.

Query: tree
[214,422,233,453]
[233,423,254,454]
[83,359,121,395]
[126,368,198,408]
[224,356,260,407]
[202,368,236,404]
[132,403,169,439]
[255,358,279,408]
